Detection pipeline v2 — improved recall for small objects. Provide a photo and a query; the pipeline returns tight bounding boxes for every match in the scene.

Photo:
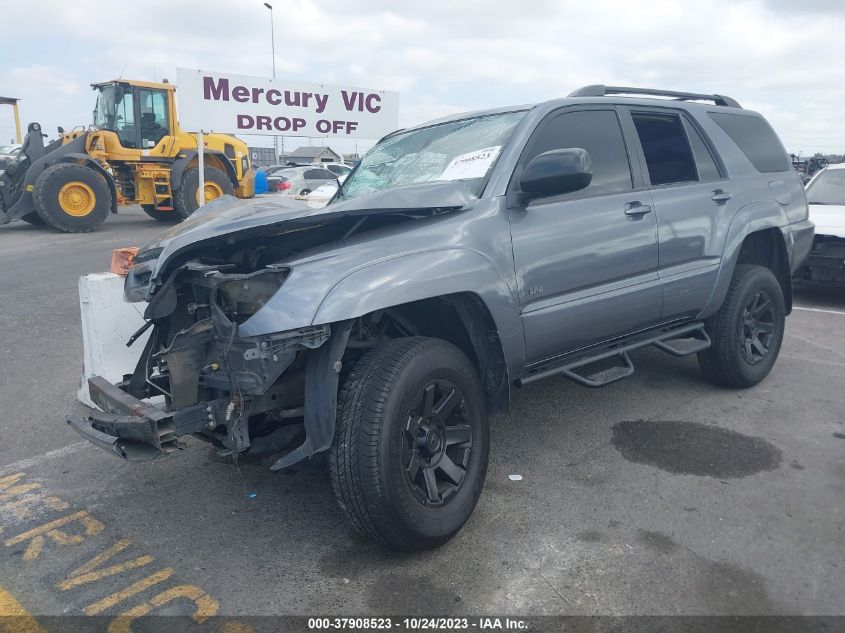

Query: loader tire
[141,204,180,223]
[330,337,489,551]
[33,163,111,233]
[172,166,234,220]
[20,212,45,226]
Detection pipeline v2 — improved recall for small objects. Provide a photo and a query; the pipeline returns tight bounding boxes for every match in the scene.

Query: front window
[93,84,136,148]
[806,169,845,205]
[336,110,526,202]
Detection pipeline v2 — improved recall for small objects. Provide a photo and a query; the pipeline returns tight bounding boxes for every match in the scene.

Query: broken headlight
[215,268,289,324]
[124,248,163,302]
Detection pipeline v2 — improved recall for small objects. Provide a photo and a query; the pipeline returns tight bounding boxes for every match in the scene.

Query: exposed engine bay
[68,183,477,468]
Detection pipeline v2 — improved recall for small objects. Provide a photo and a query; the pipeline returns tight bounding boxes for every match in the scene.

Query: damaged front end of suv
[66,107,528,551]
[71,260,339,469]
[66,178,484,471]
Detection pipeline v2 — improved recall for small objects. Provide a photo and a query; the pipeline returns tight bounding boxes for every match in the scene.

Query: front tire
[330,337,489,551]
[33,163,111,232]
[698,264,786,388]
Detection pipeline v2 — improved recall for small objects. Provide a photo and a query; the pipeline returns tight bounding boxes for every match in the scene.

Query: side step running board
[520,322,711,388]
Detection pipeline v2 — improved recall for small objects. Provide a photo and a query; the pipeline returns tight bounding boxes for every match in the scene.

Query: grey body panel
[509,188,661,362]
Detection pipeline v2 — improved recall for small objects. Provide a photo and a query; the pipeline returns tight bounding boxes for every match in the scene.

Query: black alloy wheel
[739,290,776,364]
[401,379,472,507]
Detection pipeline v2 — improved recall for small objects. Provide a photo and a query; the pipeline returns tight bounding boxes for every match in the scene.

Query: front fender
[699,200,790,319]
[171,150,238,191]
[317,248,526,375]
[240,248,525,377]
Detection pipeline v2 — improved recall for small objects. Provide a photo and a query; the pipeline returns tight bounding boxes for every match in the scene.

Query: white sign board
[176,68,399,140]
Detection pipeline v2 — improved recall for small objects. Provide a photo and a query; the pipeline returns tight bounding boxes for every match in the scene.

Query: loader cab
[91,81,177,154]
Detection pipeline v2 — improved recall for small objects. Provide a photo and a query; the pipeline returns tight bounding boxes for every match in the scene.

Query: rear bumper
[794,232,845,286]
[66,376,182,462]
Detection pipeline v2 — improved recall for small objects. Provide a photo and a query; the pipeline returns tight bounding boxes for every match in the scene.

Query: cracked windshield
[337,110,526,202]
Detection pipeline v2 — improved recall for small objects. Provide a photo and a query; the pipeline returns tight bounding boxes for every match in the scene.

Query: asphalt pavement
[0,207,843,625]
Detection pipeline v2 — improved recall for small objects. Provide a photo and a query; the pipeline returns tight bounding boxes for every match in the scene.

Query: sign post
[197,129,204,207]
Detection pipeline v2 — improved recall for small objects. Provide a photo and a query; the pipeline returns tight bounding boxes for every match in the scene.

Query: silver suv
[68,85,814,551]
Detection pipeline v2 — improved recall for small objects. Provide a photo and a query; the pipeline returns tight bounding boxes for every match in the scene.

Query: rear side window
[522,109,632,196]
[709,112,789,173]
[631,112,697,186]
[682,118,721,181]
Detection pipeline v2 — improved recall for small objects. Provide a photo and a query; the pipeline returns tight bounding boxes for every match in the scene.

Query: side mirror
[520,148,592,198]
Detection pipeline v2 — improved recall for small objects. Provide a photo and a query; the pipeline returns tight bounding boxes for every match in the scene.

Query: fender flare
[311,248,526,379]
[270,320,353,471]
[699,200,791,319]
[170,150,237,191]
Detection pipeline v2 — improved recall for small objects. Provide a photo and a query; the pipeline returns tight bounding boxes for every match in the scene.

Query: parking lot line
[0,443,88,477]
[793,305,845,316]
[0,585,46,633]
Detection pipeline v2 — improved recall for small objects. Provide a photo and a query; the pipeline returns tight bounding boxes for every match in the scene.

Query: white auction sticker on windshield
[439,146,502,181]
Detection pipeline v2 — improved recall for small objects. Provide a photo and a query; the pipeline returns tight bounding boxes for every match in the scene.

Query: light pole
[263,2,281,163]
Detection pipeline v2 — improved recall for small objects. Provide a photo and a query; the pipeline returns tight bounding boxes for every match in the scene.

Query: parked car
[320,162,353,177]
[265,173,292,194]
[795,163,845,286]
[68,85,813,552]
[0,144,21,172]
[266,166,338,196]
[263,164,290,176]
[297,175,348,208]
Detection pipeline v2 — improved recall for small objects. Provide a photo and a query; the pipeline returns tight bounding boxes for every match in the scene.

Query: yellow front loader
[0,79,255,232]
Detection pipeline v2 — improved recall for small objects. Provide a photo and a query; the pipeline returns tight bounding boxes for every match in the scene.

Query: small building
[285,146,342,165]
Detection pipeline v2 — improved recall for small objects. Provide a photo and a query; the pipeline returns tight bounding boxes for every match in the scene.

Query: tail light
[276,180,291,192]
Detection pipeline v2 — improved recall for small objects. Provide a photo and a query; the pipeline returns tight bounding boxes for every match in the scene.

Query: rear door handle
[624,201,652,219]
[712,189,732,203]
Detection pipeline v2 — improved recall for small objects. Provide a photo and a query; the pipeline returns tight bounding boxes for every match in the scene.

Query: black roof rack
[568,85,741,108]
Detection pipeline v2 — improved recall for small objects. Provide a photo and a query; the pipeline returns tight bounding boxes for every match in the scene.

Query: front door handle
[712,189,732,203]
[624,201,652,219]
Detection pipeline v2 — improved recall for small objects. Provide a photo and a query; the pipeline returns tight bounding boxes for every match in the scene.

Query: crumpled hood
[808,203,845,239]
[141,180,478,275]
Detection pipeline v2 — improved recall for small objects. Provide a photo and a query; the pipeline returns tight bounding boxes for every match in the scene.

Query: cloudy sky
[2,0,844,156]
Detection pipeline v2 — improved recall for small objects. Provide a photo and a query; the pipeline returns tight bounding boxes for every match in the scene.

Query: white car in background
[796,163,845,286]
[296,174,347,209]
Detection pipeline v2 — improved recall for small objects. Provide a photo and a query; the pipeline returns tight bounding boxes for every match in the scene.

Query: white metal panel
[77,273,150,408]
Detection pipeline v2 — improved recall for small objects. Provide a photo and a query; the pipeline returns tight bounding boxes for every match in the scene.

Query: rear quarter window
[708,112,789,173]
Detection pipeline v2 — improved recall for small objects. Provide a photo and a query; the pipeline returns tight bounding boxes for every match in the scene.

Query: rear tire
[172,166,234,220]
[141,204,180,223]
[33,163,111,233]
[330,337,489,551]
[698,264,785,388]
[300,189,311,196]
